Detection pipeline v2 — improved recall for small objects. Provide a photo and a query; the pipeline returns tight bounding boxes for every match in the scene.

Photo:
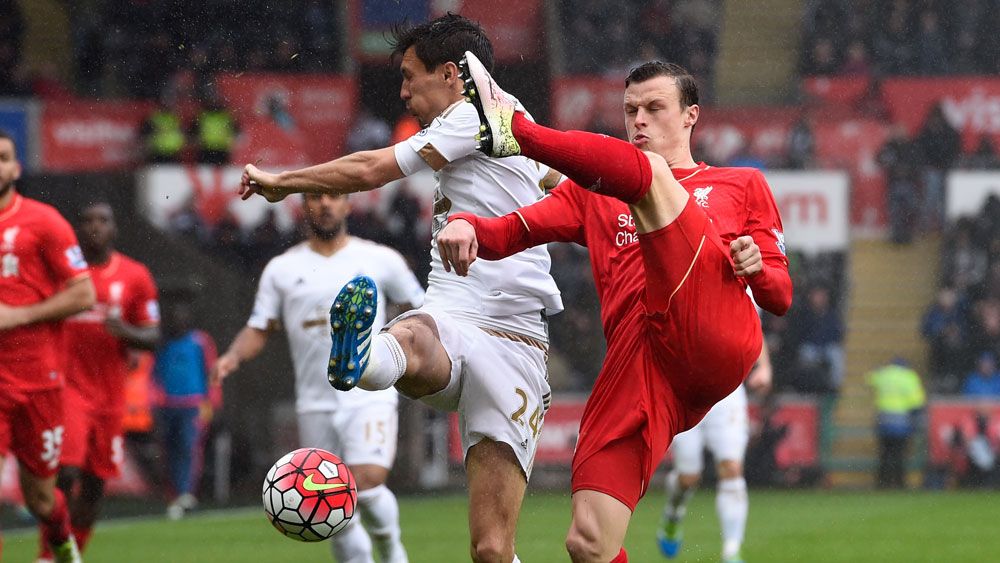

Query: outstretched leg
[461,51,688,234]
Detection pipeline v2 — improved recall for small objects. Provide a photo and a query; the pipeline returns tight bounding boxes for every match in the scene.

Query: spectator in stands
[786,112,816,169]
[878,124,921,244]
[868,358,926,489]
[914,8,948,75]
[788,283,845,393]
[873,3,915,75]
[840,39,873,78]
[140,99,187,164]
[153,289,220,520]
[914,103,961,232]
[921,286,968,393]
[190,91,240,165]
[802,36,840,76]
[0,0,25,95]
[960,137,1000,170]
[944,218,988,292]
[958,413,998,487]
[963,351,1000,397]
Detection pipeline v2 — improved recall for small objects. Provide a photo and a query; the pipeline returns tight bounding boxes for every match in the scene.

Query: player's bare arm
[104,318,160,350]
[437,218,479,277]
[240,147,405,202]
[210,325,271,384]
[0,275,95,331]
[745,338,773,395]
[730,235,763,277]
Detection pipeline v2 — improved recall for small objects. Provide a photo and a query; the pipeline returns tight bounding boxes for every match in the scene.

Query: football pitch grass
[2,489,996,561]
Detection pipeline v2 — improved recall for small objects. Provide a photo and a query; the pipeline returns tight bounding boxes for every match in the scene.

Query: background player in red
[0,129,95,563]
[37,202,160,560]
[441,59,793,562]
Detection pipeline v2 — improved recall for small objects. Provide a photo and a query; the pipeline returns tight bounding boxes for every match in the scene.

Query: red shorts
[0,387,65,478]
[61,386,124,479]
[572,198,762,510]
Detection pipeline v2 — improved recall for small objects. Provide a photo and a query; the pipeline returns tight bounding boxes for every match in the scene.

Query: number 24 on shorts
[510,388,543,438]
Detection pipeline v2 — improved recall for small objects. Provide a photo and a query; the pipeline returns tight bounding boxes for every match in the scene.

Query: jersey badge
[693,186,713,207]
[65,245,88,269]
[1,226,19,251]
[772,229,786,255]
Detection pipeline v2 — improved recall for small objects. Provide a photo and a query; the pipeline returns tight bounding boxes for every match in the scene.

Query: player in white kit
[211,193,424,563]
[238,15,562,563]
[656,338,772,563]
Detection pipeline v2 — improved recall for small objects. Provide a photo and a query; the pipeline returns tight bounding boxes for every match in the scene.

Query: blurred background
[2,0,1000,518]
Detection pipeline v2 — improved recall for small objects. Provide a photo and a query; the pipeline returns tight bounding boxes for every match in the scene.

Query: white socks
[358,485,408,563]
[663,471,696,522]
[716,477,748,559]
[329,515,373,563]
[358,333,407,391]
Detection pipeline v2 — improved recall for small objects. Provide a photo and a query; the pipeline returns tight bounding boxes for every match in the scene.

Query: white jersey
[248,239,425,413]
[394,100,563,341]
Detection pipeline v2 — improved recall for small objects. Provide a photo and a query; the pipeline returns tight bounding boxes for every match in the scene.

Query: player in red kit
[439,59,792,563]
[0,130,95,563]
[36,202,160,560]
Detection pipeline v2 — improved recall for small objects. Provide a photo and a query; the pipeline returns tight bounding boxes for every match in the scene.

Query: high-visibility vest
[148,111,185,156]
[868,364,926,415]
[196,110,237,151]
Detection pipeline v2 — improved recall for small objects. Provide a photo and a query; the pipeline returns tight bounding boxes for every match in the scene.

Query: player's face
[78,204,116,252]
[0,138,22,198]
[623,76,698,157]
[302,193,350,240]
[399,46,458,128]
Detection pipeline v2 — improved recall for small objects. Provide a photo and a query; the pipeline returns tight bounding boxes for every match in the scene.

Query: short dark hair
[625,62,699,108]
[0,128,16,157]
[389,13,495,73]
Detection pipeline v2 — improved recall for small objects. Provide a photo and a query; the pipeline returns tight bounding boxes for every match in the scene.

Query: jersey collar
[672,162,710,183]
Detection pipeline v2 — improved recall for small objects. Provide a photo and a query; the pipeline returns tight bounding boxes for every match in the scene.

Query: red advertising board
[448,395,819,468]
[802,75,871,109]
[927,400,1000,464]
[214,73,357,166]
[40,99,155,172]
[882,77,1000,152]
[813,118,889,230]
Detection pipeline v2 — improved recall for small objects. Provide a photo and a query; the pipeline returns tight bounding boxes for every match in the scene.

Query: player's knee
[565,521,605,563]
[22,486,55,518]
[678,473,702,489]
[717,460,743,480]
[469,532,511,563]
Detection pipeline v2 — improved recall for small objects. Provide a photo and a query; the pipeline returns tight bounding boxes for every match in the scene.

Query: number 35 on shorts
[510,388,544,439]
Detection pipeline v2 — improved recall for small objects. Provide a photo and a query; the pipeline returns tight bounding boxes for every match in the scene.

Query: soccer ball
[262,447,357,542]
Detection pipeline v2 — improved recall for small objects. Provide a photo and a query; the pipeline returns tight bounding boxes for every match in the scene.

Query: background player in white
[238,14,562,563]
[657,330,772,563]
[211,193,423,563]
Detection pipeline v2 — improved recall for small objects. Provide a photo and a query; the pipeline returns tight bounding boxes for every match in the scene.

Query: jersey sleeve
[395,102,480,174]
[247,258,283,331]
[125,263,161,327]
[380,248,425,308]
[450,181,587,260]
[41,210,89,286]
[744,170,793,315]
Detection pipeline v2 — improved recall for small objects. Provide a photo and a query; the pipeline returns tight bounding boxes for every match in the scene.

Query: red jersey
[457,163,791,344]
[63,251,159,413]
[0,193,90,392]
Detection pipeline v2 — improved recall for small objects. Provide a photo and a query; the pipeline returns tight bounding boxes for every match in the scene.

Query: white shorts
[297,401,399,470]
[670,384,749,475]
[386,308,550,478]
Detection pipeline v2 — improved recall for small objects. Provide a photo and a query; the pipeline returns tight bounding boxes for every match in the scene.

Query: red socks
[41,488,72,546]
[72,525,93,551]
[512,113,652,204]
